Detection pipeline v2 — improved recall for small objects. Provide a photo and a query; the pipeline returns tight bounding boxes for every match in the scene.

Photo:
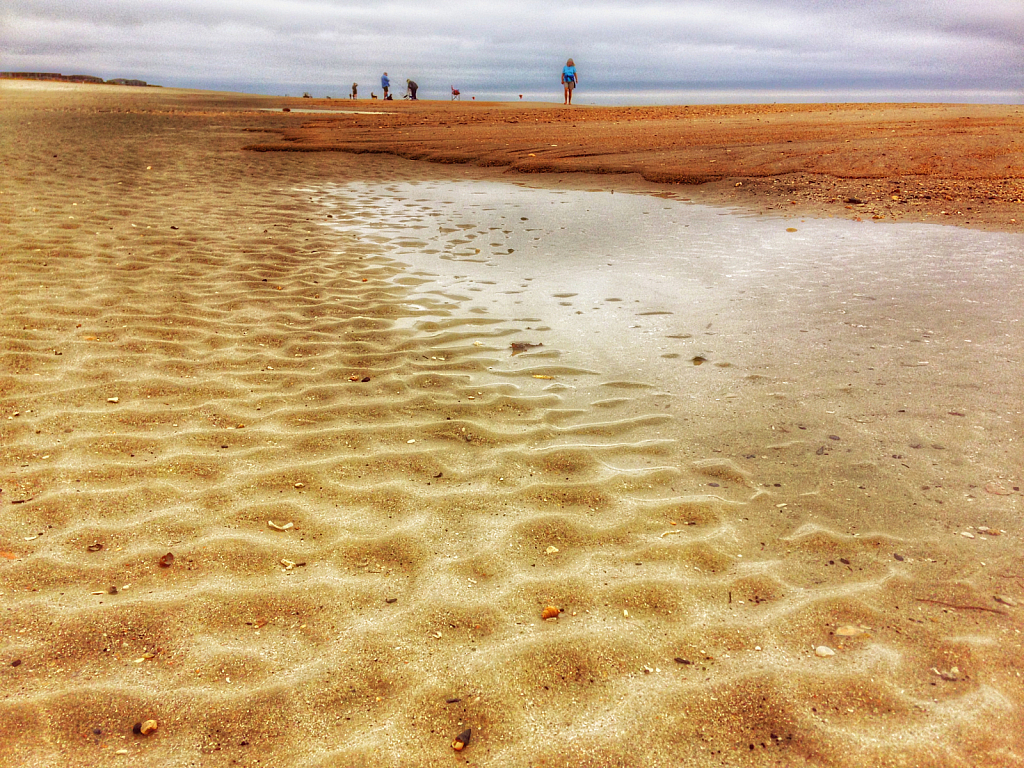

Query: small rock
[385,597,398,604]
[158,553,174,568]
[960,531,975,539]
[815,646,836,657]
[140,719,158,736]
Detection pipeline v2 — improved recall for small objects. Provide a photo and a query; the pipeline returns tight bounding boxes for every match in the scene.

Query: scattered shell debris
[268,521,294,531]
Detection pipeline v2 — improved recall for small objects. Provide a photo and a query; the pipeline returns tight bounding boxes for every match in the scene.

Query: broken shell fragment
[268,520,294,531]
[452,727,471,751]
[541,605,560,620]
[158,553,174,568]
[835,625,867,637]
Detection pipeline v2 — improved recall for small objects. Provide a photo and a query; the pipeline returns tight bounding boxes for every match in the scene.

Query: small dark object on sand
[452,728,472,751]
[511,342,543,355]
[158,552,174,568]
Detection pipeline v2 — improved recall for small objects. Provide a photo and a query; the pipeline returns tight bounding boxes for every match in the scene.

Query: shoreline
[244,97,1024,234]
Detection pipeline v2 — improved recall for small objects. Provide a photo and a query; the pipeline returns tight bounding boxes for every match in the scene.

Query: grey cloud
[2,0,1021,100]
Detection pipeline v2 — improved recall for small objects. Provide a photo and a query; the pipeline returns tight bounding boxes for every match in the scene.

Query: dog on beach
[371,92,377,99]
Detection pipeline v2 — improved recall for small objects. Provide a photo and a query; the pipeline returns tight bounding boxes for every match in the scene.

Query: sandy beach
[2,80,1024,767]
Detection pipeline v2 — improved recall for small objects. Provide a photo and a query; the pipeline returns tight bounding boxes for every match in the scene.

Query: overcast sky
[3,1,1023,103]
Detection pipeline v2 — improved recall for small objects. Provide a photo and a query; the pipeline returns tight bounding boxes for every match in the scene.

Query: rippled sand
[2,81,1024,767]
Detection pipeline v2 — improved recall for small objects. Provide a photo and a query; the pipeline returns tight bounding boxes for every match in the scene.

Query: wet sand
[2,80,1024,767]
[247,97,1024,233]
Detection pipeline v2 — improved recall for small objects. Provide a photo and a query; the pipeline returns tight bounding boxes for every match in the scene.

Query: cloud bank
[3,1,1022,102]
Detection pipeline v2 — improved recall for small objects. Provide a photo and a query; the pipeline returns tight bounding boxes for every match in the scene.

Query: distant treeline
[1,72,158,87]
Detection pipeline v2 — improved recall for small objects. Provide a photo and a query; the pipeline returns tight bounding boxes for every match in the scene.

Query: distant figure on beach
[381,72,390,99]
[406,79,418,100]
[351,83,357,99]
[562,58,577,105]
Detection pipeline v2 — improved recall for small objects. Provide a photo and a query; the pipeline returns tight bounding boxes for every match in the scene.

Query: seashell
[452,728,471,751]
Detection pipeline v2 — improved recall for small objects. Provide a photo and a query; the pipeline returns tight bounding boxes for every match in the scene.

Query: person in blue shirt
[561,58,577,105]
[381,72,390,99]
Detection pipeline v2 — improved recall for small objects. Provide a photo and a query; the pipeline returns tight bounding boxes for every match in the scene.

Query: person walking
[381,72,390,99]
[561,58,577,105]
[351,82,358,99]
[406,79,418,100]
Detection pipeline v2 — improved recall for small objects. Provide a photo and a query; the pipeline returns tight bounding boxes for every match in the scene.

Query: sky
[2,1,1023,104]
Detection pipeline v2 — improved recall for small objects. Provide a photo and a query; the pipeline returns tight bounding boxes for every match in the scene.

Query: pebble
[960,531,975,539]
[815,646,836,657]
[132,719,158,736]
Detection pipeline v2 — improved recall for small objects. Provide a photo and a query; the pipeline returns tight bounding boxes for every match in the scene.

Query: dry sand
[2,80,1024,767]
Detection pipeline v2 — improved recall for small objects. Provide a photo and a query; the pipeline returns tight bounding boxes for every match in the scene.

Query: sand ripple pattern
[1,90,1023,767]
